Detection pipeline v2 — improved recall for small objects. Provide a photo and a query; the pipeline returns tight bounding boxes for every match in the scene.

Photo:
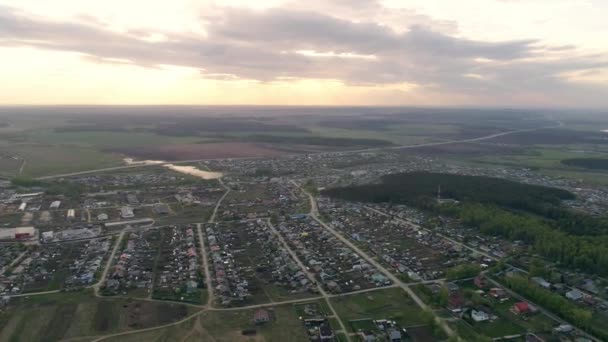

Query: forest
[323,172,574,212]
[562,158,608,170]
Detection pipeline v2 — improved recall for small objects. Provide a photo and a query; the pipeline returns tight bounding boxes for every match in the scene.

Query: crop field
[0,291,193,341]
[107,142,285,161]
[0,107,563,177]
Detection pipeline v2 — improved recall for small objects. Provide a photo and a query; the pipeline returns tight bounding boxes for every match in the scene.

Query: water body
[163,164,223,180]
[123,158,164,166]
[124,158,223,180]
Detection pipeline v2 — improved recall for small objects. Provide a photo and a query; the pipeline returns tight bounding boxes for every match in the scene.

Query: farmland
[0,106,566,178]
[0,291,194,341]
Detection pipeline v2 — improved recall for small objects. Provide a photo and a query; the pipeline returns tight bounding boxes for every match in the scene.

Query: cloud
[0,3,607,106]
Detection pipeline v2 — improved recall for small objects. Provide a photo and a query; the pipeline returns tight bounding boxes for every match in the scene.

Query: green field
[459,146,608,185]
[329,288,426,331]
[0,291,196,341]
[29,131,205,148]
[307,124,454,145]
[108,304,310,342]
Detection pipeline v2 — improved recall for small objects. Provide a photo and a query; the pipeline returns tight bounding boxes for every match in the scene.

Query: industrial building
[0,226,36,241]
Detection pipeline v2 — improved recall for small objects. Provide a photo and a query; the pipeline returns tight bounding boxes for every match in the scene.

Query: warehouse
[0,226,37,241]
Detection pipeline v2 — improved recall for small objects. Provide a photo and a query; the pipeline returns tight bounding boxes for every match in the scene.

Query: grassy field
[5,144,122,177]
[29,131,204,148]
[0,291,196,341]
[109,304,310,342]
[329,288,426,332]
[0,109,595,178]
[307,125,451,145]
[459,145,608,185]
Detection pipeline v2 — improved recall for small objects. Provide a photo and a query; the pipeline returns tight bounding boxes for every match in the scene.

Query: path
[36,124,559,180]
[265,219,351,341]
[293,181,456,338]
[93,231,125,296]
[197,223,214,308]
[208,170,230,224]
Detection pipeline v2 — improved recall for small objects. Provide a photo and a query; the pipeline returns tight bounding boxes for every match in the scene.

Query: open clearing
[330,288,426,332]
[0,291,194,341]
[108,304,309,342]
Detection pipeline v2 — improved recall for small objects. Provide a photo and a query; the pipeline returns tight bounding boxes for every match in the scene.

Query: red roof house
[512,302,530,315]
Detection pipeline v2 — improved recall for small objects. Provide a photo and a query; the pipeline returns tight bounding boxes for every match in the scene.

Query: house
[446,282,460,293]
[566,289,584,301]
[120,206,134,219]
[388,328,402,341]
[253,309,271,324]
[49,201,61,210]
[153,203,170,215]
[319,322,334,341]
[489,287,508,299]
[448,293,464,312]
[511,302,531,315]
[471,309,490,322]
[41,231,54,242]
[554,324,574,333]
[361,331,376,342]
[474,275,488,288]
[531,277,551,289]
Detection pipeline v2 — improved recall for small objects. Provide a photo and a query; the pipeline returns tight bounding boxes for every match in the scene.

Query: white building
[49,201,61,210]
[120,206,134,219]
[42,231,54,242]
[471,310,490,322]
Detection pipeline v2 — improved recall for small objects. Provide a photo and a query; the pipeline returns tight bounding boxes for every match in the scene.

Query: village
[0,153,606,342]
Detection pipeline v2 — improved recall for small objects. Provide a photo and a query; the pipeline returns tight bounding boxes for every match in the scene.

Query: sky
[0,0,607,107]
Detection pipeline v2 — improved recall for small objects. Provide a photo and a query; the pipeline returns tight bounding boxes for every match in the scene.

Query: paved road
[36,124,559,180]
[293,181,455,338]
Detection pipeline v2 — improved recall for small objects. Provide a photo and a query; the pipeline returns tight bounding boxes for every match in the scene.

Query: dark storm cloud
[0,4,607,103]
